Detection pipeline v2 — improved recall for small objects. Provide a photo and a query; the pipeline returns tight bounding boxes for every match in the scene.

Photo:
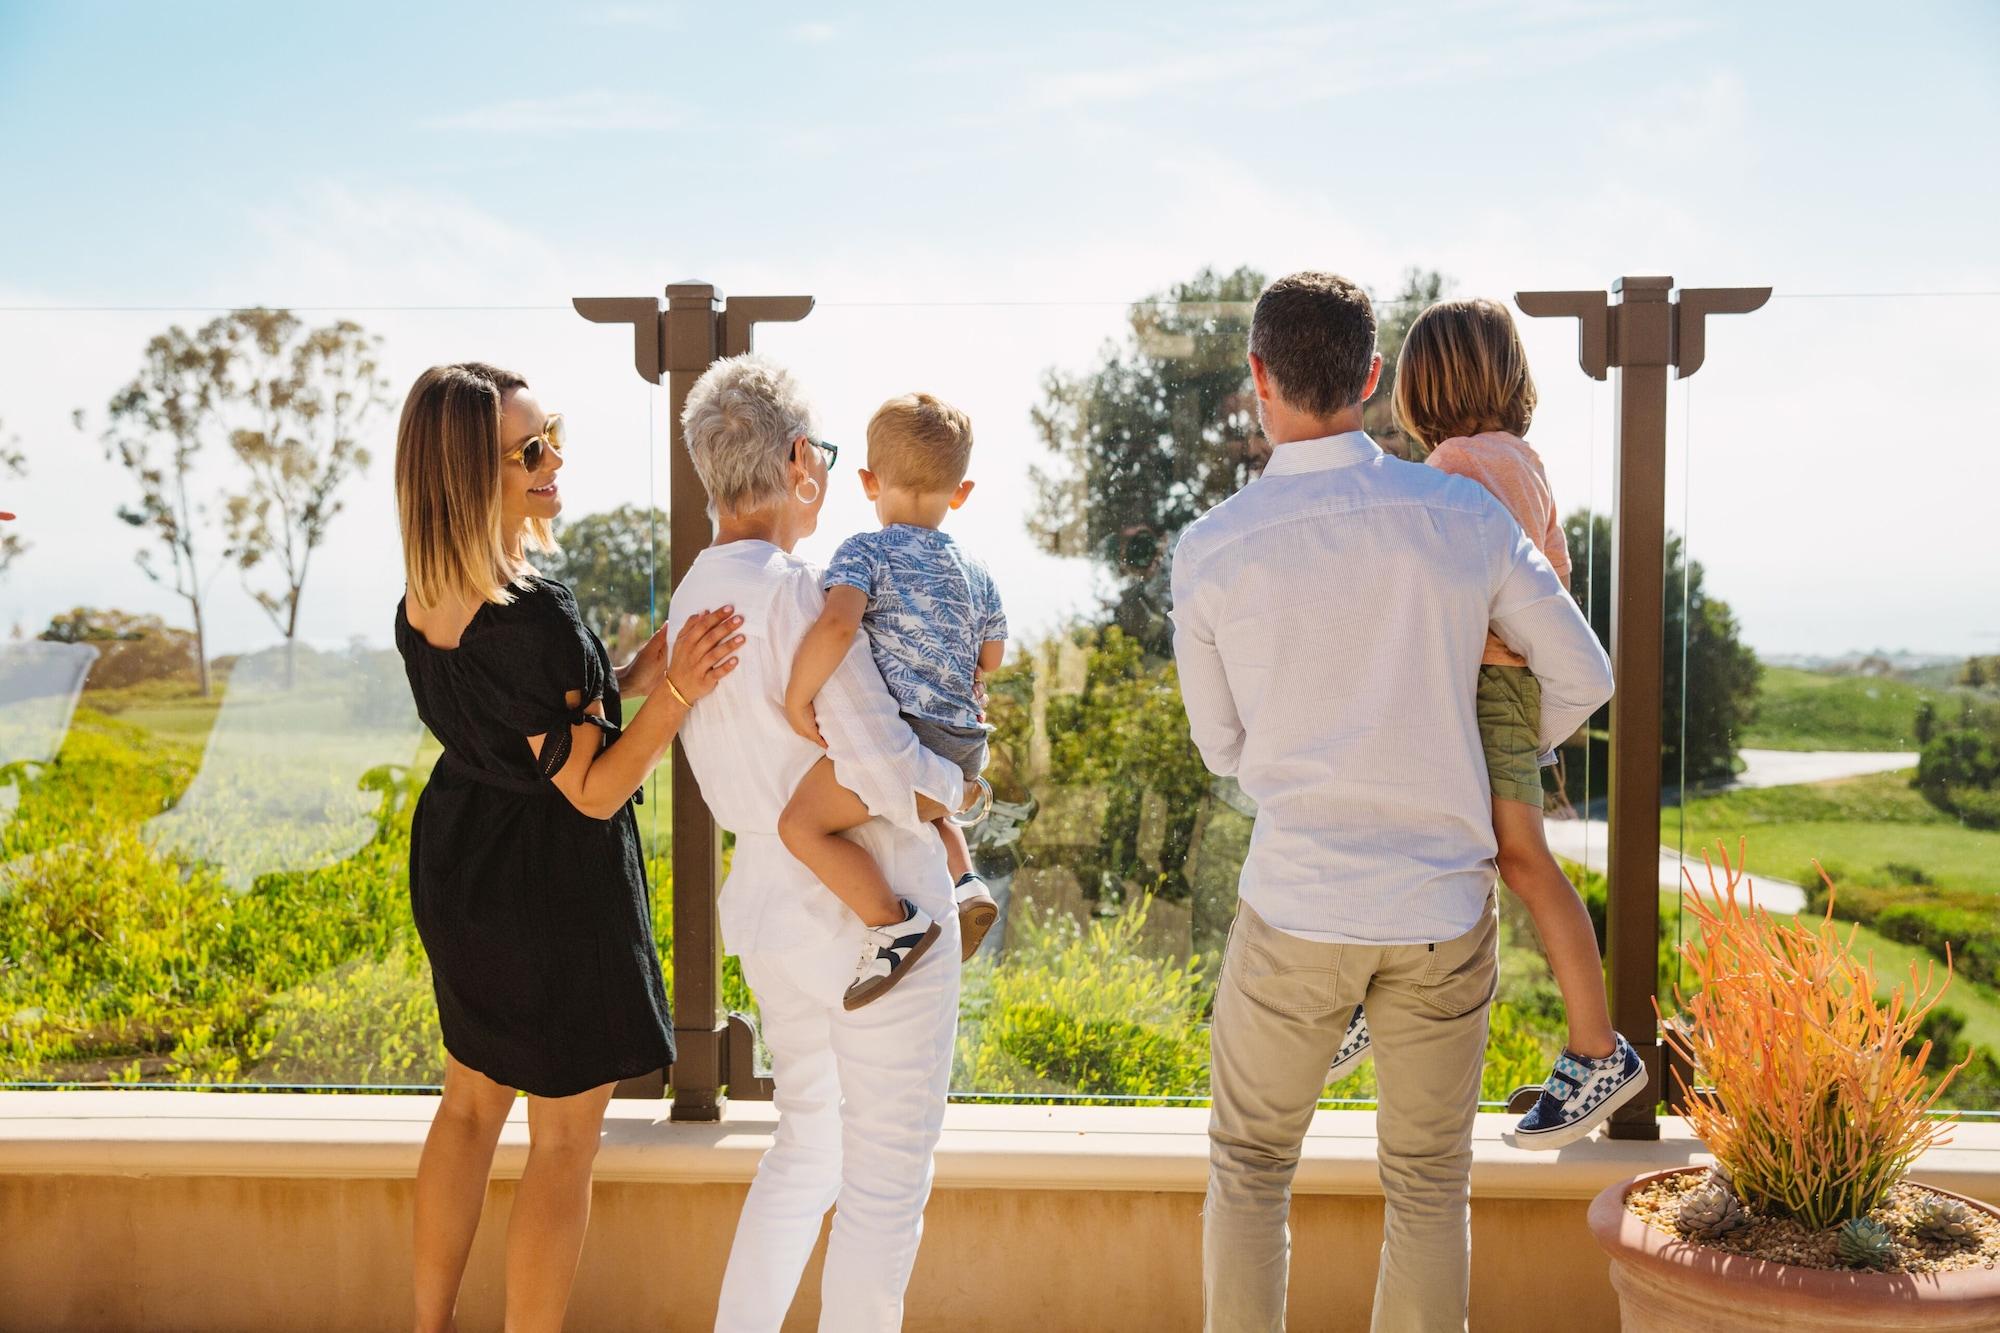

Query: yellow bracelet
[663,674,694,710]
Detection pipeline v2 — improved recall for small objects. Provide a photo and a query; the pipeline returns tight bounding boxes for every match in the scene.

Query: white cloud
[789,21,837,44]
[422,91,682,134]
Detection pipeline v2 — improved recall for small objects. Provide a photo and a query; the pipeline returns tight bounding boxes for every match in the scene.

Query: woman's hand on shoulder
[663,606,744,707]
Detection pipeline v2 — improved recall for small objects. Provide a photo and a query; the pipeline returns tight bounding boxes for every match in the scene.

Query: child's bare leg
[779,758,902,927]
[934,817,972,882]
[1493,798,1616,1059]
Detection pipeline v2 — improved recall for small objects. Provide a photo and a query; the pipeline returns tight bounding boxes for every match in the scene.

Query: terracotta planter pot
[1588,1168,2000,1331]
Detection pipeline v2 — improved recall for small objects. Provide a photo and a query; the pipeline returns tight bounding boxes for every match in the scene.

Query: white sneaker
[955,873,998,960]
[843,900,942,1011]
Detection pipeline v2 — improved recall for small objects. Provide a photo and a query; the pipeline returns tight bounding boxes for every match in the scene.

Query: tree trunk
[190,595,210,698]
[284,590,300,690]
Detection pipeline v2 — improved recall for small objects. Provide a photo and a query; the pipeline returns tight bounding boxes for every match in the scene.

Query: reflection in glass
[142,643,422,893]
[0,641,97,834]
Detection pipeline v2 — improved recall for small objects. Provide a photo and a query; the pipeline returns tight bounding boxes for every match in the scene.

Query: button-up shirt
[1170,432,1614,945]
[669,540,964,957]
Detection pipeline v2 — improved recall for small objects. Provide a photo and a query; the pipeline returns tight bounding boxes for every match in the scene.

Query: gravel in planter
[1626,1170,2000,1275]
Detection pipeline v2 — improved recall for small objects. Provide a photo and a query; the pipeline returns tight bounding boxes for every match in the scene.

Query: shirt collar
[1258,430,1382,479]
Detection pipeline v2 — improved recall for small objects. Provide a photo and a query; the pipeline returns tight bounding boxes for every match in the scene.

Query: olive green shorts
[1477,664,1546,807]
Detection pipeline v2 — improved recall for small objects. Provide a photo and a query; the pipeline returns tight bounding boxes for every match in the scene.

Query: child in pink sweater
[1328,297,1646,1148]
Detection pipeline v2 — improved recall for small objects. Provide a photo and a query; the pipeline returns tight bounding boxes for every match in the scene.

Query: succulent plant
[1836,1216,1897,1270]
[1913,1195,1980,1245]
[1676,1183,1747,1242]
[1703,1162,1734,1194]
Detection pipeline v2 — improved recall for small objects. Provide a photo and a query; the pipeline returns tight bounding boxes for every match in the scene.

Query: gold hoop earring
[795,476,821,505]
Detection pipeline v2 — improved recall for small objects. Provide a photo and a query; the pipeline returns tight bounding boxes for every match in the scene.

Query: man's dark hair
[1248,272,1378,417]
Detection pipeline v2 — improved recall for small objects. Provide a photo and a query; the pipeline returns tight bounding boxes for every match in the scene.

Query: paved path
[1732,748,1918,790]
[1541,817,1809,913]
[1543,749,1919,915]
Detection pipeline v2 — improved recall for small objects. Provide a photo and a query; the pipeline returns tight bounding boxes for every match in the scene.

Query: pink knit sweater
[1427,431,1572,669]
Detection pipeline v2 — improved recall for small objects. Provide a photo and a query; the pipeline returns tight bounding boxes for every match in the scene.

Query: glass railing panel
[761,282,1611,1106]
[0,305,660,1089]
[1665,291,2000,1116]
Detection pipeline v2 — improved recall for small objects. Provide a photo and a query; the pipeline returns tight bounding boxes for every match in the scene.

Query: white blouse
[667,539,963,958]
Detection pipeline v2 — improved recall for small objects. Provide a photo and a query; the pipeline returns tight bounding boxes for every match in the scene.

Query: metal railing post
[1517,276,1767,1140]
[576,280,812,1120]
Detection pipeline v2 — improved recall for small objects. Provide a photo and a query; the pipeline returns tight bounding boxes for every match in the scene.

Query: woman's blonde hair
[394,361,554,608]
[1391,297,1538,451]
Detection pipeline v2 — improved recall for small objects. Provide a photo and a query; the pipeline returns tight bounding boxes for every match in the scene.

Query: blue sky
[2,1,1997,657]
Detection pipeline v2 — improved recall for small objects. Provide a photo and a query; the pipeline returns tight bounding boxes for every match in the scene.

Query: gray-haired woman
[665,353,981,1331]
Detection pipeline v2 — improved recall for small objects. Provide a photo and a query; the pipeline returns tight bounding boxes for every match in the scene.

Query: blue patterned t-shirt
[824,525,1007,730]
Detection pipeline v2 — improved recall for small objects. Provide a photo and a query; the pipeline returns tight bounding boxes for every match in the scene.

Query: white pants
[714,916,962,1333]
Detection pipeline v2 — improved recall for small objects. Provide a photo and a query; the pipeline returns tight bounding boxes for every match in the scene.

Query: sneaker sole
[1501,1064,1651,1150]
[843,921,944,1011]
[959,894,998,961]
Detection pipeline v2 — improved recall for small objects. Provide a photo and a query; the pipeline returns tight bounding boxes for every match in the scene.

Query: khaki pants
[1203,896,1498,1333]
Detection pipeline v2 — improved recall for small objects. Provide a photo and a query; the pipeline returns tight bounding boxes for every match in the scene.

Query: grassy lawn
[1808,914,2000,1055]
[1664,770,2000,893]
[1742,666,1987,751]
[110,695,225,741]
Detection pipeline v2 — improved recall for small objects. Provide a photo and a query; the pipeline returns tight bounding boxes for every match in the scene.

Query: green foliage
[1907,1007,2000,1106]
[1026,265,1451,654]
[956,900,1210,1102]
[1564,512,1761,791]
[954,894,1574,1106]
[1027,266,1269,652]
[1030,627,1211,902]
[256,947,443,1085]
[539,504,668,655]
[1809,882,2000,992]
[1917,728,2000,829]
[1669,770,2000,897]
[1676,769,1950,831]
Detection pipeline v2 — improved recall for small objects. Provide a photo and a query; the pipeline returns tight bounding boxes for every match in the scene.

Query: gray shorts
[904,713,989,780]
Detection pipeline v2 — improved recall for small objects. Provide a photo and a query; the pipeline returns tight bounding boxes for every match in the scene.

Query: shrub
[1807,880,2000,991]
[40,607,200,692]
[1916,728,2000,829]
[955,899,1209,1102]
[1662,850,1965,1229]
[253,946,443,1086]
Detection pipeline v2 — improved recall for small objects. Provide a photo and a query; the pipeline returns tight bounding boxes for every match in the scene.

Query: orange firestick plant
[1659,843,1968,1232]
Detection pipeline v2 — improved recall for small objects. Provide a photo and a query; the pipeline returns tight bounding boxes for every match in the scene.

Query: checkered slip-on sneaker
[1329,1005,1371,1083]
[843,900,942,1011]
[1502,1033,1649,1149]
[954,873,998,961]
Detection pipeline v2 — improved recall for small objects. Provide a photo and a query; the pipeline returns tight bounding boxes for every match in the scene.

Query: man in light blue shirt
[1172,272,1613,1332]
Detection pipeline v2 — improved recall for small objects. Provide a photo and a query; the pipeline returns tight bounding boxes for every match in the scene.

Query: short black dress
[394,576,674,1097]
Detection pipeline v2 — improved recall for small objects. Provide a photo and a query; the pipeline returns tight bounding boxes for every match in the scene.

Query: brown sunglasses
[504,414,567,471]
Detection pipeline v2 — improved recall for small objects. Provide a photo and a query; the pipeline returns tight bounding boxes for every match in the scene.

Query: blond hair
[1391,298,1538,451]
[865,392,974,493]
[394,362,553,608]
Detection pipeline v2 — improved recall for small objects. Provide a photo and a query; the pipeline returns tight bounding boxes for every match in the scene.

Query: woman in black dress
[393,362,743,1333]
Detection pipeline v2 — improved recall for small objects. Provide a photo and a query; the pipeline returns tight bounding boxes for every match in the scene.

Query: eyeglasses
[809,438,839,468]
[505,414,566,472]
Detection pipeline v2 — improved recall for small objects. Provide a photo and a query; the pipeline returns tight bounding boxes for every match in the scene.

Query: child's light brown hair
[1391,297,1538,450]
[394,361,553,609]
[865,392,974,493]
